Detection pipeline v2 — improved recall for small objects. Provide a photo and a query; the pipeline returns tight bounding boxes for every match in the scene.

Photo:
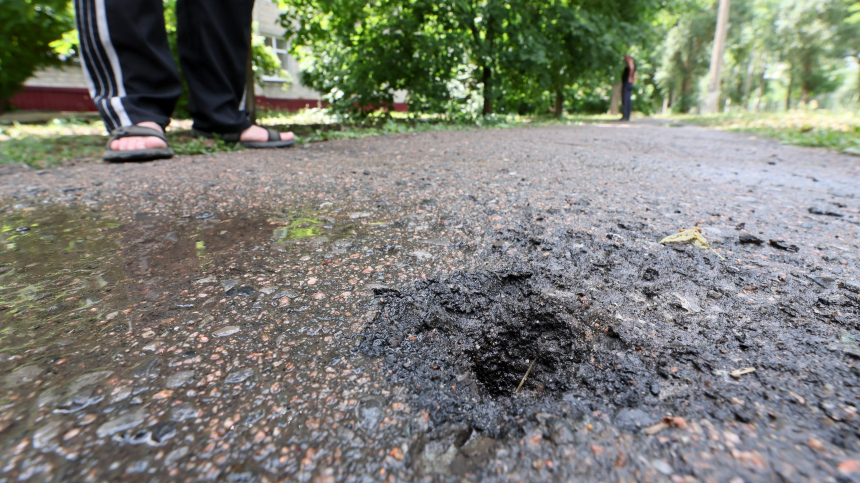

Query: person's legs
[176,0,293,144]
[176,0,254,134]
[74,0,181,143]
[621,82,632,121]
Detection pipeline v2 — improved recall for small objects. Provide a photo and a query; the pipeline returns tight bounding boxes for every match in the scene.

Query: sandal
[103,125,175,162]
[192,127,295,149]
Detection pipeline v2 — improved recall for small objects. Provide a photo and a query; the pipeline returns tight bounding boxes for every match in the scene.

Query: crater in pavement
[362,223,860,475]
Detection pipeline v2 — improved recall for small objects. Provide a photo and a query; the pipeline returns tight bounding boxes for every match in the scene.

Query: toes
[110,136,167,151]
[280,132,294,141]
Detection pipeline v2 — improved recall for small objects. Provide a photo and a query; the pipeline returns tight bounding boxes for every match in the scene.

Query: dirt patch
[361,223,860,449]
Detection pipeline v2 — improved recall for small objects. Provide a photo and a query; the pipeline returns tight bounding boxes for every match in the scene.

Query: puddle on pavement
[0,201,470,481]
[0,207,128,356]
[271,215,324,241]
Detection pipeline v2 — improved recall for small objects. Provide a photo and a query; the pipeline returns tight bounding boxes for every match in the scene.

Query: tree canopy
[280,0,659,118]
[3,0,857,116]
[0,0,74,110]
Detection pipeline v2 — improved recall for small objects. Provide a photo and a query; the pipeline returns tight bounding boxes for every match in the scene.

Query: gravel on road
[1,119,859,482]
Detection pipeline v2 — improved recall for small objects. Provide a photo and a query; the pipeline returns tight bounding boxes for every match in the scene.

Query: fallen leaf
[659,228,725,260]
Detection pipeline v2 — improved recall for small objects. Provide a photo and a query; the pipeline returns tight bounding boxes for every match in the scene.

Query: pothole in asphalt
[362,225,860,443]
[360,261,655,436]
[449,271,630,398]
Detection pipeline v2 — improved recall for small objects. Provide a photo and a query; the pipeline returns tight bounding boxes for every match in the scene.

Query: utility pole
[703,0,731,114]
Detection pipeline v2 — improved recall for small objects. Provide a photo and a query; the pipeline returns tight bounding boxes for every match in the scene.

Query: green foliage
[775,0,851,103]
[676,111,860,155]
[653,0,715,112]
[648,0,858,113]
[497,0,656,116]
[280,0,658,118]
[0,112,613,167]
[849,1,860,22]
[280,0,468,118]
[251,35,288,86]
[0,0,74,110]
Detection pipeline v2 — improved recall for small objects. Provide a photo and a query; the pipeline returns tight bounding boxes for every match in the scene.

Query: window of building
[263,36,290,83]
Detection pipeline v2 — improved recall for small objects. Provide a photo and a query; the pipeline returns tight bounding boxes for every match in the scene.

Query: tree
[0,0,74,111]
[280,0,657,118]
[511,0,654,117]
[842,0,860,98]
[654,0,715,113]
[702,0,730,113]
[775,0,851,106]
[278,0,461,117]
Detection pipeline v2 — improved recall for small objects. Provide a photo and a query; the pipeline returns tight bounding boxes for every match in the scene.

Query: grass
[0,110,614,168]
[668,110,860,156]
[4,108,857,168]
[0,117,243,168]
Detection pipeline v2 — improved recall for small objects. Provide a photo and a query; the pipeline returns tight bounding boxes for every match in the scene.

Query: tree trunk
[479,13,496,117]
[678,41,696,113]
[481,65,493,115]
[703,0,731,114]
[785,72,793,111]
[245,30,257,124]
[680,76,692,113]
[609,83,621,115]
[554,87,564,117]
[753,69,765,112]
[741,51,756,110]
[800,57,812,107]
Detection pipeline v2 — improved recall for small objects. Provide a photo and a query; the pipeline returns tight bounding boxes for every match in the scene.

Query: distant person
[620,54,637,122]
[74,0,294,162]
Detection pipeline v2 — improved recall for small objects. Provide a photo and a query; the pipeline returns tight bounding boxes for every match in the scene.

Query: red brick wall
[10,86,97,112]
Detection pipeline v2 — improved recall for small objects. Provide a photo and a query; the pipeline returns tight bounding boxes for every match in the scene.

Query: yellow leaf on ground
[659,228,725,260]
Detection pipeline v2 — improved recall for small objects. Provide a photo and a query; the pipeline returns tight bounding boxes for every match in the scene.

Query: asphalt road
[1,119,859,482]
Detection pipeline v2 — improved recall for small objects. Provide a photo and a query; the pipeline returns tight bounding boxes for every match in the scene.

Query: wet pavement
[1,119,859,482]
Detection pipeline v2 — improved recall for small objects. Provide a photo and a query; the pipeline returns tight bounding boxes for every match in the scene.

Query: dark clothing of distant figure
[621,60,635,121]
[73,0,255,134]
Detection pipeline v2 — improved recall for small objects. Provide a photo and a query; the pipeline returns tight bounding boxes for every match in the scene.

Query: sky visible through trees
[1,0,858,117]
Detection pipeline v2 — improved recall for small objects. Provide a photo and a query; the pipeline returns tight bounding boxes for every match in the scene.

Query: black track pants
[621,82,633,121]
[74,0,254,134]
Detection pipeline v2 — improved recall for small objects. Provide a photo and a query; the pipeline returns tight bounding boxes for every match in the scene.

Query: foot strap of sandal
[192,127,280,143]
[107,125,168,149]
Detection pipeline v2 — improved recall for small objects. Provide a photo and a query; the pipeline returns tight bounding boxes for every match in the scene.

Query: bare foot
[239,125,294,143]
[110,122,167,151]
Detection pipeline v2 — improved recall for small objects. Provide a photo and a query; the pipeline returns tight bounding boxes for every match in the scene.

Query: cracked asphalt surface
[1,119,860,482]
